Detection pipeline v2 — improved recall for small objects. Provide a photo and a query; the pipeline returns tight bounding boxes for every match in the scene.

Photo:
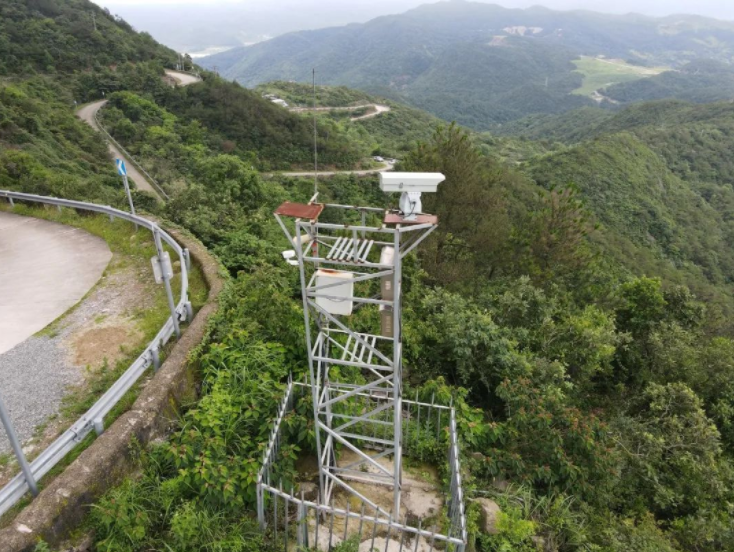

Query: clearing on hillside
[572,55,668,98]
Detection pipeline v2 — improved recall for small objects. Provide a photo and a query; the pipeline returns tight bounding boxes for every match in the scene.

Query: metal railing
[257,378,467,551]
[92,107,171,201]
[0,190,192,517]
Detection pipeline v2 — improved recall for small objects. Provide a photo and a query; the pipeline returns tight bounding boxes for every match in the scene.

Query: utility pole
[91,12,97,32]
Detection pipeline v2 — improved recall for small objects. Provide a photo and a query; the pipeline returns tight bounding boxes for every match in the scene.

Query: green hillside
[571,55,668,97]
[2,1,734,551]
[0,0,178,208]
[202,1,734,129]
[500,98,734,191]
[0,0,177,74]
[603,59,734,104]
[527,133,734,311]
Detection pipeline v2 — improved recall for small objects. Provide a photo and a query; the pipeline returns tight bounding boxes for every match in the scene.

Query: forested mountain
[603,59,734,104]
[3,1,734,551]
[202,1,734,129]
[0,0,177,74]
[499,98,734,188]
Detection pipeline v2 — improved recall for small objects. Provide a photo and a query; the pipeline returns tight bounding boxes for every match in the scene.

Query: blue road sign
[116,159,127,177]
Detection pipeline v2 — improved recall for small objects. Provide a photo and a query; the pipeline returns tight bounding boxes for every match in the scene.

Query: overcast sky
[96,0,734,20]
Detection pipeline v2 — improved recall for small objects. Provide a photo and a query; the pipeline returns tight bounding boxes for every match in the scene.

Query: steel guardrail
[92,107,171,201]
[0,190,191,517]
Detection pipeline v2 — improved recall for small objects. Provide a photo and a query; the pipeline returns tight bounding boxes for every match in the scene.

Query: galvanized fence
[0,190,192,517]
[257,378,467,551]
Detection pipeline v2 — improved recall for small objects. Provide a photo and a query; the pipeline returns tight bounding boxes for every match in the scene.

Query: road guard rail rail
[0,190,191,517]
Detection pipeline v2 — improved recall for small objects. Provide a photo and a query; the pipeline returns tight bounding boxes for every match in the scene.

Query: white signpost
[116,159,135,216]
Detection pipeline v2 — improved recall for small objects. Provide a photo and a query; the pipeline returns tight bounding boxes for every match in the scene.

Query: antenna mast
[313,68,318,197]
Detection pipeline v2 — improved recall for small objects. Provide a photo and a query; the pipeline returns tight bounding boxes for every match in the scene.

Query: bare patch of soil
[70,323,143,370]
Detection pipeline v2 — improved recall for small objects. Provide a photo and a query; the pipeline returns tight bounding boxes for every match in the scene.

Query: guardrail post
[8,197,14,208]
[153,226,181,339]
[0,392,38,497]
[151,347,161,372]
[93,418,104,436]
[183,248,191,271]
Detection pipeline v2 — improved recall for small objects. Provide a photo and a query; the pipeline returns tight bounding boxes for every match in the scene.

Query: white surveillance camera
[379,172,444,220]
[379,172,445,193]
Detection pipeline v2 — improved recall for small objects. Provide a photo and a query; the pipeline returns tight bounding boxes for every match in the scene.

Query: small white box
[315,270,354,316]
[380,247,395,300]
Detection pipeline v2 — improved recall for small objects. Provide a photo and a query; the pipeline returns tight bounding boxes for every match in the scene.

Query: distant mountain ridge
[201,1,734,130]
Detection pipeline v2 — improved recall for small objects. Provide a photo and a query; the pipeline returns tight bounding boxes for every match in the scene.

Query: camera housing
[379,172,445,193]
[380,172,444,220]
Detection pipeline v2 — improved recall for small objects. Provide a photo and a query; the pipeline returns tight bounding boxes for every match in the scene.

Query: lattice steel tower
[273,173,443,517]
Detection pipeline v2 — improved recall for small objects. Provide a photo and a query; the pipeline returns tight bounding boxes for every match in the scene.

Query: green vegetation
[0,0,177,75]
[81,122,734,551]
[0,78,126,205]
[527,133,734,320]
[604,59,734,104]
[256,81,375,108]
[571,56,667,97]
[3,1,734,550]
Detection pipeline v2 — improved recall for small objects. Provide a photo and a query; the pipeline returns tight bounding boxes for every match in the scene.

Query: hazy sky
[96,0,734,21]
[92,0,734,54]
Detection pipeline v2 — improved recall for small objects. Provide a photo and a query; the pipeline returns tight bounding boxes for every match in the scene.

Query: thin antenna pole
[313,68,318,197]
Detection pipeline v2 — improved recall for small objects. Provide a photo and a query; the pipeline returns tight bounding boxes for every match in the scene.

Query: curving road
[76,70,202,200]
[165,69,202,86]
[289,103,391,121]
[351,104,391,121]
[272,160,395,178]
[0,212,112,355]
[76,100,160,197]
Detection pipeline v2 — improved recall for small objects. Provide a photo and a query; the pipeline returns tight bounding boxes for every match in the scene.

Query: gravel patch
[0,264,155,456]
[0,336,82,454]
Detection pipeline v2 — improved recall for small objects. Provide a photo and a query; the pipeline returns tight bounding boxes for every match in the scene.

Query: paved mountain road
[76,70,201,200]
[271,160,395,178]
[76,99,159,197]
[289,103,391,121]
[165,70,202,86]
[0,212,112,355]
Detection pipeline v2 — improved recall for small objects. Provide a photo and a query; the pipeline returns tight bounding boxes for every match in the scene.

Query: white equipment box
[315,269,354,316]
[380,247,395,300]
